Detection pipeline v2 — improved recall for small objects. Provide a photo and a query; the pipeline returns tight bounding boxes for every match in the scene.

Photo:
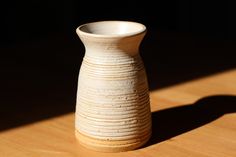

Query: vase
[75,21,152,152]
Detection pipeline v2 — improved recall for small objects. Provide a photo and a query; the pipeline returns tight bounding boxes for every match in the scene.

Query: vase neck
[78,33,146,56]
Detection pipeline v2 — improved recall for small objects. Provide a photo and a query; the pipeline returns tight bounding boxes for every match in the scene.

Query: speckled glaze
[75,21,152,152]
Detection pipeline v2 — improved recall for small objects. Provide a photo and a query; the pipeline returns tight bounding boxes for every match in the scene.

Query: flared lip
[76,21,146,38]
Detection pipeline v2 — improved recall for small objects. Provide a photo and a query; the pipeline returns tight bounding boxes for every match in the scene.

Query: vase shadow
[144,95,236,147]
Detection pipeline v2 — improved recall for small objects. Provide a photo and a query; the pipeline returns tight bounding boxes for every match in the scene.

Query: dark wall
[1,1,235,43]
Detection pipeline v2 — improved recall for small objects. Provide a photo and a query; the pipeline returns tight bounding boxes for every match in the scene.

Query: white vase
[75,21,152,152]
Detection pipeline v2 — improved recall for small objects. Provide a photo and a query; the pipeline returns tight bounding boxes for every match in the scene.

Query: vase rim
[76,20,146,38]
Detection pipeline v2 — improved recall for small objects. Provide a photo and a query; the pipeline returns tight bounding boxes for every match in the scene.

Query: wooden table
[1,69,236,157]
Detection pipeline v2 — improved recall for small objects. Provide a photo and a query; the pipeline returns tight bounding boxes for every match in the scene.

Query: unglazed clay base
[75,130,151,152]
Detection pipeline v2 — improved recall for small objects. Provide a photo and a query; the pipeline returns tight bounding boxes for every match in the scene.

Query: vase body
[75,21,151,152]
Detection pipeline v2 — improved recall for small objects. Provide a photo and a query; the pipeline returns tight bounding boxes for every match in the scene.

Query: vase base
[75,130,151,152]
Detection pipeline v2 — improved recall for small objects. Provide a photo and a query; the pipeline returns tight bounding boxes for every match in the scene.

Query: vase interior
[78,21,146,36]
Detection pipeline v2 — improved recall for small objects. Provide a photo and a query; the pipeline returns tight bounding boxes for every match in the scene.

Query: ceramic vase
[75,21,152,152]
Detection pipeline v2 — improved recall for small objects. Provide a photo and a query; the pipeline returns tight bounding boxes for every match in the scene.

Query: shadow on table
[145,95,236,147]
[0,36,82,131]
[0,67,78,131]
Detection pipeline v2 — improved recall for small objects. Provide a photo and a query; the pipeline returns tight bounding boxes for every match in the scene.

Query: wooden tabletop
[1,69,236,157]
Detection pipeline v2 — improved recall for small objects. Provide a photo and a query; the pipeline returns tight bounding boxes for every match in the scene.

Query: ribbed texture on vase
[75,52,152,152]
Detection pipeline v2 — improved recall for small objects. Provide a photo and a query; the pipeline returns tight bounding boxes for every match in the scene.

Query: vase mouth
[76,21,146,38]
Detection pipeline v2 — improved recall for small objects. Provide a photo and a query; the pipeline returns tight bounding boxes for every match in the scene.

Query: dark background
[1,1,236,130]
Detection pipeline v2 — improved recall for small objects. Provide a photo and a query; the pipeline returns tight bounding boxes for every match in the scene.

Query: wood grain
[1,69,236,157]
